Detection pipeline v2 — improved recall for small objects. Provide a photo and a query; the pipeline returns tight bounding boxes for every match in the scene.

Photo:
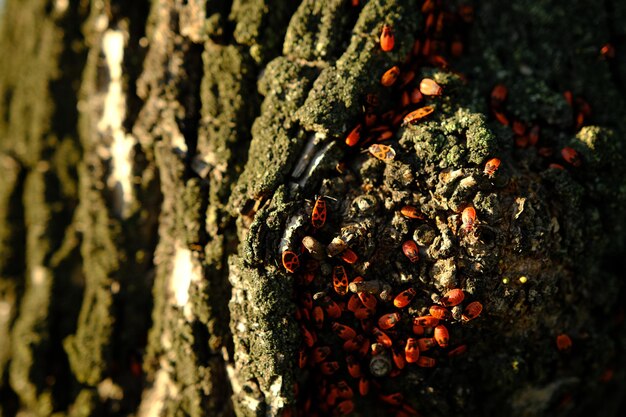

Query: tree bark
[1,1,626,417]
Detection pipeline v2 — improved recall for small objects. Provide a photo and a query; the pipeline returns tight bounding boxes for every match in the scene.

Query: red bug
[320,361,340,375]
[549,163,565,170]
[403,106,435,125]
[440,288,465,307]
[381,66,400,87]
[462,301,483,321]
[529,125,540,146]
[378,312,401,330]
[354,306,373,319]
[343,335,364,352]
[301,325,316,347]
[402,240,420,263]
[332,323,357,341]
[410,88,423,104]
[340,248,358,264]
[346,355,362,378]
[359,377,370,395]
[312,346,331,363]
[345,124,362,147]
[311,196,327,228]
[336,381,354,400]
[556,333,572,351]
[347,294,362,313]
[312,306,324,329]
[419,78,442,96]
[484,158,501,177]
[414,315,439,327]
[429,305,451,320]
[316,293,342,318]
[392,348,406,369]
[372,327,393,347]
[417,337,437,351]
[600,43,615,59]
[448,344,468,357]
[491,84,508,107]
[416,356,436,367]
[493,110,509,126]
[394,288,416,308]
[434,324,449,347]
[400,205,425,219]
[380,24,395,52]
[412,323,424,335]
[357,291,377,311]
[561,146,581,167]
[405,338,420,363]
[282,250,300,273]
[368,144,396,161]
[461,207,476,232]
[333,266,349,296]
[298,348,308,369]
[380,393,403,406]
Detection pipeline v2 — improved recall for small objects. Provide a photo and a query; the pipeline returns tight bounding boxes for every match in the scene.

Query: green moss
[229,58,317,209]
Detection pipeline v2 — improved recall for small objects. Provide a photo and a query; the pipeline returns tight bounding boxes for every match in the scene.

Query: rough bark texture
[1,1,626,417]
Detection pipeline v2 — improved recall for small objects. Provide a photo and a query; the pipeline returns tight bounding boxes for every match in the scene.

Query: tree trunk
[1,0,625,416]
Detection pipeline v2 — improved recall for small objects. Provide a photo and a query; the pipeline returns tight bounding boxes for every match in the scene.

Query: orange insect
[400,205,425,219]
[381,66,400,87]
[410,88,423,104]
[372,327,393,347]
[417,337,437,351]
[354,306,373,319]
[340,248,358,264]
[394,288,416,308]
[311,196,327,228]
[392,348,406,369]
[402,240,420,263]
[448,344,468,357]
[416,356,436,367]
[333,266,349,296]
[403,106,434,124]
[378,312,401,330]
[561,146,581,167]
[600,43,615,59]
[301,325,316,347]
[332,322,357,340]
[462,301,483,321]
[379,393,404,406]
[313,306,324,328]
[345,123,362,147]
[419,78,443,96]
[320,361,339,375]
[549,163,565,170]
[380,24,395,52]
[346,355,362,378]
[298,348,308,369]
[312,346,331,363]
[529,125,540,146]
[434,324,449,347]
[336,381,354,400]
[405,338,420,363]
[413,315,439,327]
[483,158,501,177]
[368,144,396,161]
[322,297,342,319]
[429,305,451,320]
[556,333,572,351]
[359,377,369,395]
[461,207,476,232]
[412,323,424,335]
[282,250,300,273]
[347,294,362,313]
[493,110,509,126]
[357,291,377,311]
[441,288,465,307]
[343,335,364,352]
[491,84,508,106]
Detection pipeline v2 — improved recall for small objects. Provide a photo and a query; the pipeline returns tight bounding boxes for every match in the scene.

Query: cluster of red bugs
[282,193,484,415]
[277,2,493,416]
[489,83,590,170]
